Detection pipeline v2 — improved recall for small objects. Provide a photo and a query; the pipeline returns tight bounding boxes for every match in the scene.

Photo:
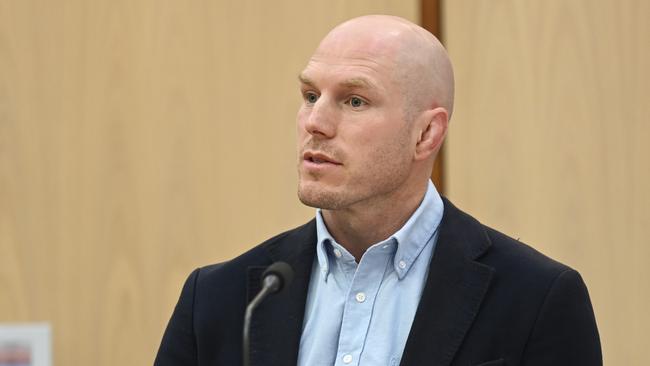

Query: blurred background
[0,0,647,365]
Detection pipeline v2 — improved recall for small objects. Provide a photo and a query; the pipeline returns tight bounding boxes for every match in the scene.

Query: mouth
[302,151,342,166]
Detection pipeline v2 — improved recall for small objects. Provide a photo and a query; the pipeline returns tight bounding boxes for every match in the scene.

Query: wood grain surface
[444,1,649,364]
[0,1,418,365]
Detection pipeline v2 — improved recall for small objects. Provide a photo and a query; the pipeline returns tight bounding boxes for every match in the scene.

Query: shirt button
[333,248,342,258]
[398,260,407,269]
[342,354,353,364]
[355,292,366,303]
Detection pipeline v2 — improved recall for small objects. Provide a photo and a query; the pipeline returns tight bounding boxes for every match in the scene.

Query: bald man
[155,16,601,366]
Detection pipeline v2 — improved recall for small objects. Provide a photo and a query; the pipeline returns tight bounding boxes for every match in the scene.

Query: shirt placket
[334,246,392,366]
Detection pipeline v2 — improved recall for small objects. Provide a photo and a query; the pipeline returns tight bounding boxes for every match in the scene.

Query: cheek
[358,127,411,165]
[349,116,407,149]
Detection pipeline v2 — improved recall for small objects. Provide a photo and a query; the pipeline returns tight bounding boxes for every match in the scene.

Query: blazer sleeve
[521,269,602,366]
[154,268,200,366]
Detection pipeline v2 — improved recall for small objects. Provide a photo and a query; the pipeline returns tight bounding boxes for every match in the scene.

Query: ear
[414,107,448,161]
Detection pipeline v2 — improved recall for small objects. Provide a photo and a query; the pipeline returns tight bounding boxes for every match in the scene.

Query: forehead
[300,51,399,93]
[300,26,406,90]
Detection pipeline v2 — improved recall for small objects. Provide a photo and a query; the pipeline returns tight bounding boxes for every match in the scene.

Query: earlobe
[414,107,448,161]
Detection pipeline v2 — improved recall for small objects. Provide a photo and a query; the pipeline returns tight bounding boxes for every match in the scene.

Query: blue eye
[349,96,365,108]
[305,92,319,104]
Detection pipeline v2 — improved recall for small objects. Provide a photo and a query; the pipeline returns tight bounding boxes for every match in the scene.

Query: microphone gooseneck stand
[243,262,294,366]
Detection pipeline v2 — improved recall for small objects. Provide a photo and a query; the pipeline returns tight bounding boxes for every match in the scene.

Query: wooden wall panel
[444,1,649,364]
[0,1,419,365]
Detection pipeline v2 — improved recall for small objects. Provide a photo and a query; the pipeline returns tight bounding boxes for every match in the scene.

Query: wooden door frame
[420,0,446,194]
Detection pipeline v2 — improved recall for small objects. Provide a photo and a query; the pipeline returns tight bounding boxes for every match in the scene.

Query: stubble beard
[297,180,348,210]
[296,133,413,212]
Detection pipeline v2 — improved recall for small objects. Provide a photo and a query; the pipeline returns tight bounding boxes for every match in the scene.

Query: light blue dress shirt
[297,180,444,366]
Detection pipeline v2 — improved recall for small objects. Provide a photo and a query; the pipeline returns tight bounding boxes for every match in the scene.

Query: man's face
[296,39,417,211]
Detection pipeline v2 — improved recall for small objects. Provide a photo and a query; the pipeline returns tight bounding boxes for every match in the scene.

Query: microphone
[243,261,294,366]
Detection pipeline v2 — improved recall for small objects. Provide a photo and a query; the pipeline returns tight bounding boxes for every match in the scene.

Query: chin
[297,182,347,210]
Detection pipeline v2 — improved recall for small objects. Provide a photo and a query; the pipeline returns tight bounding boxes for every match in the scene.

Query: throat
[321,208,413,262]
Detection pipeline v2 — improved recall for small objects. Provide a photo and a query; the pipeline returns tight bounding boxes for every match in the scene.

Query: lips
[303,151,342,165]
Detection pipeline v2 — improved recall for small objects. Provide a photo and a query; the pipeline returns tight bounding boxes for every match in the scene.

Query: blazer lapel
[247,220,317,366]
[400,198,495,366]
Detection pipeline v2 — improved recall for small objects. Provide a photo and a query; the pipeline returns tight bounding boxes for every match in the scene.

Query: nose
[302,96,337,139]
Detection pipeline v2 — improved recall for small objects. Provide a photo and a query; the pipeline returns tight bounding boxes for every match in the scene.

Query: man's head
[296,15,454,212]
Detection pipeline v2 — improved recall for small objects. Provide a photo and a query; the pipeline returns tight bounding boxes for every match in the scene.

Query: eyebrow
[340,77,375,89]
[298,73,316,88]
[298,73,376,90]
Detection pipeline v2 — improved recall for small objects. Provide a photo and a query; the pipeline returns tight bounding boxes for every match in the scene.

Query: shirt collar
[315,211,336,279]
[314,180,444,281]
[390,180,443,279]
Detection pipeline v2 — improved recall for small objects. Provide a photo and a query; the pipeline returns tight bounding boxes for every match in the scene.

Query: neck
[321,180,429,262]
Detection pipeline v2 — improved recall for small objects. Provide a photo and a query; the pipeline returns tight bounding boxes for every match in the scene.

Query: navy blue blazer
[154,198,602,366]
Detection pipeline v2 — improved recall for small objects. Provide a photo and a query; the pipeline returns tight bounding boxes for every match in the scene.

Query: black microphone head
[262,261,294,293]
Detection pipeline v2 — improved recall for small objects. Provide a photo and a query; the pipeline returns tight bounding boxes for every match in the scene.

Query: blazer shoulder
[440,197,572,278]
[479,228,602,364]
[187,220,316,348]
[482,225,572,277]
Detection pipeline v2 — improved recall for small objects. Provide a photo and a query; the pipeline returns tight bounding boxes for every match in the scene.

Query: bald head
[313,15,454,121]
[297,15,453,215]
